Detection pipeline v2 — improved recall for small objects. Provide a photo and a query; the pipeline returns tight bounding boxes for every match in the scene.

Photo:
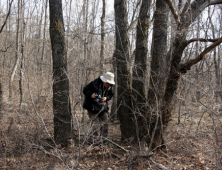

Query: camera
[93,94,102,104]
[95,94,102,99]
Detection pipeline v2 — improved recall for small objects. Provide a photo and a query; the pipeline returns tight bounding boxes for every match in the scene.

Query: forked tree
[116,0,222,149]
[157,0,222,148]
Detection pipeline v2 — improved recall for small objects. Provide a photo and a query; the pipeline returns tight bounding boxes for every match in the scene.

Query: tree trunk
[146,0,168,149]
[40,0,48,73]
[110,64,118,121]
[80,0,89,124]
[144,0,222,150]
[9,0,21,99]
[154,0,222,150]
[49,0,72,147]
[132,0,152,142]
[19,0,25,110]
[0,0,14,33]
[100,0,106,74]
[114,0,135,141]
[0,83,2,121]
[66,0,72,63]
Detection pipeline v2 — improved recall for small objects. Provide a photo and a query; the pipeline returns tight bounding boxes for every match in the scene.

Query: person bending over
[83,72,115,144]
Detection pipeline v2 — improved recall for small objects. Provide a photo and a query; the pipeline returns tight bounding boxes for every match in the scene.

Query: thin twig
[150,158,169,170]
[165,0,180,23]
[81,134,129,153]
[0,0,14,33]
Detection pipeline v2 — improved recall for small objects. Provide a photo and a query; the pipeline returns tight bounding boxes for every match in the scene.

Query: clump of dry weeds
[1,96,222,170]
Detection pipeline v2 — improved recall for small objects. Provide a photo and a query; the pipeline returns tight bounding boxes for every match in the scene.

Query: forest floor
[0,101,222,170]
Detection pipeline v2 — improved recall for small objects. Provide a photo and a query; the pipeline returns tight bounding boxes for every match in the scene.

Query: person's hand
[91,93,96,98]
[101,97,107,102]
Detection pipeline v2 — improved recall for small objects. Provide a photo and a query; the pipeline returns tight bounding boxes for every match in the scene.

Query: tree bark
[49,0,72,146]
[9,0,21,99]
[100,0,106,74]
[66,0,72,63]
[147,0,168,149]
[114,0,135,141]
[19,0,25,110]
[0,0,14,33]
[159,0,222,149]
[0,83,2,121]
[132,0,152,142]
[110,64,118,121]
[40,0,48,73]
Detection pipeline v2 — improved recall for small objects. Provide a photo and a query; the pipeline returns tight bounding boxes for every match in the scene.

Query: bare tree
[154,0,222,148]
[40,0,48,73]
[9,0,21,99]
[114,0,135,140]
[131,0,152,142]
[99,0,106,74]
[49,0,72,146]
[146,0,169,149]
[65,0,72,63]
[19,0,25,109]
[117,0,222,149]
[0,0,14,120]
[0,0,14,33]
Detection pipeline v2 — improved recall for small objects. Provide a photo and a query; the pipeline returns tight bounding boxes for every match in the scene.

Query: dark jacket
[83,77,113,113]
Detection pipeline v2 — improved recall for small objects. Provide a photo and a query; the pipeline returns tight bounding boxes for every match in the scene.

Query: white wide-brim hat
[100,72,115,85]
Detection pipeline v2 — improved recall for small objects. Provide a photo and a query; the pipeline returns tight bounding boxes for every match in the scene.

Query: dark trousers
[87,110,108,140]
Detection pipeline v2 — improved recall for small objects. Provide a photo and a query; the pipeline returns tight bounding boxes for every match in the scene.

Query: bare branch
[0,0,14,34]
[150,158,169,170]
[181,0,222,28]
[129,0,141,26]
[181,0,191,16]
[178,0,183,11]
[165,0,180,23]
[186,38,220,44]
[0,45,11,52]
[128,18,138,32]
[209,0,222,5]
[128,0,154,32]
[179,37,222,73]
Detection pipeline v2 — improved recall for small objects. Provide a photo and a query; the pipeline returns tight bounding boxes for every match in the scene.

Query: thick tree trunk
[132,0,151,141]
[116,0,222,148]
[159,35,187,147]
[146,0,168,149]
[49,0,72,146]
[114,0,135,141]
[146,0,222,149]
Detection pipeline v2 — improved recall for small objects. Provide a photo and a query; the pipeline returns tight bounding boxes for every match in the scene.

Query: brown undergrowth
[0,100,222,170]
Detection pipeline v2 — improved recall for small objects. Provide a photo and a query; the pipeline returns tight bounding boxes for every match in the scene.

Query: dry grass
[0,96,222,170]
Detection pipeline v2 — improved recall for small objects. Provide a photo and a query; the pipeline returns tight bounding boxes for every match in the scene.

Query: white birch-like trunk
[9,0,21,99]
